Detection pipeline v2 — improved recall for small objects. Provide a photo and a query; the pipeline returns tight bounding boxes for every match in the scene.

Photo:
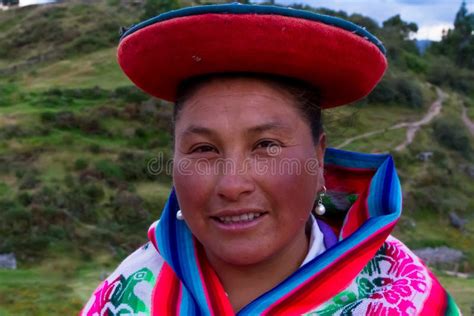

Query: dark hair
[173,72,324,144]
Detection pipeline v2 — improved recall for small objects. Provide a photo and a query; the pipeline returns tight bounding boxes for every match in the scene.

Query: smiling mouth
[212,212,267,224]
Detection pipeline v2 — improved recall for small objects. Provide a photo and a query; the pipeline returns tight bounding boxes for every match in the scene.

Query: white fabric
[301,214,326,267]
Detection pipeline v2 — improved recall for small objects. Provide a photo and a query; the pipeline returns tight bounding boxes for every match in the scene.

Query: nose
[215,162,256,202]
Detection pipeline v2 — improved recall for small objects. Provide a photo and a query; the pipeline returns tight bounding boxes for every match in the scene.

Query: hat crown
[117,3,388,108]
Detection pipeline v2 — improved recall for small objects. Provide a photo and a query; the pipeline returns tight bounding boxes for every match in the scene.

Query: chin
[208,243,274,267]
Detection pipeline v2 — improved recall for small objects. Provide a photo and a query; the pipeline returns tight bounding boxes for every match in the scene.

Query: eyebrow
[182,121,292,138]
[245,122,292,135]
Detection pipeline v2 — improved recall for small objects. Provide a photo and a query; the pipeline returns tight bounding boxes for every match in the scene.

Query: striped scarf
[147,148,459,315]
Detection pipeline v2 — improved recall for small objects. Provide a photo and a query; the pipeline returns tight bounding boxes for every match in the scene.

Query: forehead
[188,77,295,102]
[176,77,301,122]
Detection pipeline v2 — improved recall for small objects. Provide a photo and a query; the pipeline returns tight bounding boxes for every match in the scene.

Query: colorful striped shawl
[81,148,460,315]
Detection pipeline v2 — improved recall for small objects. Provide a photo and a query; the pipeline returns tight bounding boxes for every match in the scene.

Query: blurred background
[0,0,473,314]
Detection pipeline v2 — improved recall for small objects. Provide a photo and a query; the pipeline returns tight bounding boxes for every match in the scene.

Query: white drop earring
[176,209,184,220]
[315,185,327,216]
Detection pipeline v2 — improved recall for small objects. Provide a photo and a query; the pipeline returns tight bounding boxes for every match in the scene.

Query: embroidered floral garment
[81,148,460,315]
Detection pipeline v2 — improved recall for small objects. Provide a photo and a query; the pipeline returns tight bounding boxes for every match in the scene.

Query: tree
[1,0,19,5]
[430,1,474,69]
[454,0,469,31]
[382,15,418,41]
[348,14,379,35]
[379,15,419,67]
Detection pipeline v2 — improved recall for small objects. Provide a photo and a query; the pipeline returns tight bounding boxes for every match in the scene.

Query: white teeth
[218,212,262,223]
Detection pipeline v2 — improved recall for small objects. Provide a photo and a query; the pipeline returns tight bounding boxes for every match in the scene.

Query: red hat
[117,3,387,109]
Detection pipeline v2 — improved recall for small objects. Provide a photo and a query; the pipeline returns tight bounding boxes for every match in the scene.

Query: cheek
[173,163,214,211]
[256,162,320,212]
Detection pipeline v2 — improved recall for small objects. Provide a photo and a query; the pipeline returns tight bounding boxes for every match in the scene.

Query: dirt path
[461,105,474,136]
[335,128,387,149]
[336,88,446,151]
[0,114,18,126]
[393,88,446,151]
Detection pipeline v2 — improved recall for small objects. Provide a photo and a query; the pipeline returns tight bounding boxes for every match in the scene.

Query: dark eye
[255,140,281,150]
[191,144,217,153]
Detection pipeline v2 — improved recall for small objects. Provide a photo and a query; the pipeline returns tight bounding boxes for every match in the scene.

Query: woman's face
[173,77,326,267]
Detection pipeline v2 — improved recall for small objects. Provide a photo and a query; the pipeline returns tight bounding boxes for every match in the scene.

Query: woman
[82,3,460,315]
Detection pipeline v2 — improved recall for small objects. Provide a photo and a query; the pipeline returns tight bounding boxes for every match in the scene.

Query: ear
[315,132,326,184]
[316,132,326,168]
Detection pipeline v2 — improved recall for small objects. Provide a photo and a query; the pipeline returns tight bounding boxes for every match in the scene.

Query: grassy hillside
[0,0,473,314]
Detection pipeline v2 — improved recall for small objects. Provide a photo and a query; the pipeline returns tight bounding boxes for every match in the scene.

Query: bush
[154,130,171,147]
[135,127,147,138]
[0,200,31,233]
[65,33,110,55]
[42,205,63,216]
[117,151,150,181]
[34,89,74,107]
[46,224,68,240]
[0,125,29,139]
[111,190,148,224]
[55,111,77,129]
[95,159,124,180]
[433,118,472,158]
[114,86,149,103]
[0,83,18,107]
[77,117,106,135]
[427,56,474,95]
[17,192,33,206]
[28,235,51,252]
[74,158,89,171]
[18,171,41,190]
[4,205,30,222]
[35,87,111,108]
[89,143,102,154]
[403,52,428,74]
[367,78,397,104]
[40,111,57,123]
[31,186,65,208]
[83,183,105,203]
[61,87,110,100]
[367,75,423,108]
[64,186,98,223]
[396,78,423,108]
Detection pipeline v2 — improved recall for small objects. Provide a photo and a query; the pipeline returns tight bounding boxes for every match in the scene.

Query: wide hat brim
[118,3,387,109]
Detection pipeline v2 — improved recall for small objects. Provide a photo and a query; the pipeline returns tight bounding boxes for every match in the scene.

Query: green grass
[0,254,119,316]
[437,273,474,315]
[339,127,407,153]
[34,151,74,183]
[12,129,129,152]
[0,0,140,64]
[0,269,84,316]
[0,59,10,68]
[0,99,103,116]
[136,181,171,205]
[18,48,131,91]
[325,102,427,152]
[0,181,12,198]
